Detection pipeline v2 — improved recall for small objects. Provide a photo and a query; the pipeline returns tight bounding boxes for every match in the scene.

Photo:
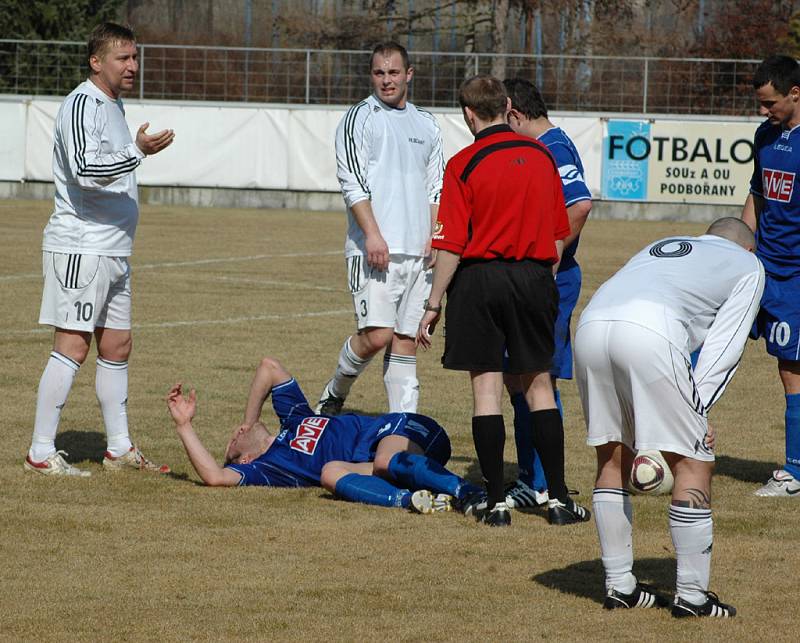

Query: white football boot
[754,469,800,497]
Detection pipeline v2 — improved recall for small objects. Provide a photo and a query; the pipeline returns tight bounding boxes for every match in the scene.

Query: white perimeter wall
[2,96,761,208]
[1,96,603,196]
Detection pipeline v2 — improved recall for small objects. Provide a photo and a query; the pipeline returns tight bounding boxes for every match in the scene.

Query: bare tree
[490,0,510,78]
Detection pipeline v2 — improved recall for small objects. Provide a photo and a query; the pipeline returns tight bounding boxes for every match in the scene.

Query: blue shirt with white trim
[225,379,408,487]
[749,120,800,278]
[539,127,591,271]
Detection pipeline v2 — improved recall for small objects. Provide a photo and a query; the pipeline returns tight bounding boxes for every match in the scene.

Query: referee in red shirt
[416,75,590,527]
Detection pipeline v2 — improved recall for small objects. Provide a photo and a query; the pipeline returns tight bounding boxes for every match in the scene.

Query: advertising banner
[646,121,755,204]
[603,118,758,205]
[602,120,650,200]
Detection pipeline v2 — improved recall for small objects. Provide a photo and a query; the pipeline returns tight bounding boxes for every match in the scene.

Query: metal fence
[0,39,761,115]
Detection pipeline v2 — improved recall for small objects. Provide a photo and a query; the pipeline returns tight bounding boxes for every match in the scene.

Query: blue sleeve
[224,460,301,487]
[546,141,592,206]
[222,464,251,486]
[270,378,314,425]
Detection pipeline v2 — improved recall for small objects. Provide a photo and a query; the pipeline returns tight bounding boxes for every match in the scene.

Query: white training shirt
[578,234,765,409]
[335,94,444,258]
[43,79,145,257]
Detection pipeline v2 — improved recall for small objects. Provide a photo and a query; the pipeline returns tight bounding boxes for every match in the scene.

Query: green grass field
[1,200,797,641]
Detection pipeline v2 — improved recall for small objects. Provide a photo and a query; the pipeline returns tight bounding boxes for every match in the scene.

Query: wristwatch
[423,299,442,313]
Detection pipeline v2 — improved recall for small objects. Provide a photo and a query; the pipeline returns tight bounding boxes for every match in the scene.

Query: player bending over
[575,218,763,617]
[166,356,482,514]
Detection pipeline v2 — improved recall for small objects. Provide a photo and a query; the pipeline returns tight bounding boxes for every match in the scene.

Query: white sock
[330,337,372,399]
[96,357,132,457]
[670,505,713,605]
[29,352,80,462]
[593,488,636,594]
[383,353,419,412]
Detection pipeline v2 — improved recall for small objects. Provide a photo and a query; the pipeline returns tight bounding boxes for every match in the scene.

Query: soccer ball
[629,450,674,495]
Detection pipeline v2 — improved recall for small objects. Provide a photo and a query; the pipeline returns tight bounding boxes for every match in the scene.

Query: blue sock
[511,393,548,492]
[785,394,800,479]
[334,473,411,508]
[387,452,480,500]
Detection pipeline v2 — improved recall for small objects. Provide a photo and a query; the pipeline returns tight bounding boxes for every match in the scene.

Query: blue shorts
[365,413,452,465]
[552,264,581,379]
[752,273,800,362]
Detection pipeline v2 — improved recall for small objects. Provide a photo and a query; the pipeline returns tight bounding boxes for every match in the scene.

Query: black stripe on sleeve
[71,93,140,177]
[344,101,370,196]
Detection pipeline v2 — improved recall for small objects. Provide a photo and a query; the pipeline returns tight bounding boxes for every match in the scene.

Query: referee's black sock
[530,409,569,501]
[472,415,506,509]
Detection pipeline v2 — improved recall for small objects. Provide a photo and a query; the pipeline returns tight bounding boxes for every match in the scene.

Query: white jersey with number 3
[578,235,764,409]
[335,94,444,258]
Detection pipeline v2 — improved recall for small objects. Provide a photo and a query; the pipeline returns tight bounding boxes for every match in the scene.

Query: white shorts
[38,251,132,332]
[574,320,713,461]
[346,254,432,337]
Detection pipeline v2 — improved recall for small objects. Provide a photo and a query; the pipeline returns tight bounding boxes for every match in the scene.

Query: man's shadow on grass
[55,430,191,482]
[714,454,775,484]
[56,430,106,463]
[533,557,675,605]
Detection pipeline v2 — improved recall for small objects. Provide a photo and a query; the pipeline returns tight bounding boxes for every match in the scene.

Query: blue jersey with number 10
[750,120,800,278]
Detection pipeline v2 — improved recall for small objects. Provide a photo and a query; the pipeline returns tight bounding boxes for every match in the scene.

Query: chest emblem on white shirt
[408,137,425,145]
[763,168,795,202]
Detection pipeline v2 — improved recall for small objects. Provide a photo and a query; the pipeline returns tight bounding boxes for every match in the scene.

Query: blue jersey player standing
[165,356,481,513]
[501,78,593,508]
[743,55,800,497]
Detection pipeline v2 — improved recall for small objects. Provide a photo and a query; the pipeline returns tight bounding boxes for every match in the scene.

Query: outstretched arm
[243,357,294,427]
[166,383,241,487]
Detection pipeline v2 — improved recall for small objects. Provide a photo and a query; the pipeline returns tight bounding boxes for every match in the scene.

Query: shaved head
[706,217,756,251]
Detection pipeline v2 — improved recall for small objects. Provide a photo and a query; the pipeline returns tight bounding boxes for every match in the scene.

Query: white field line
[0,250,342,283]
[6,308,353,337]
[205,275,340,292]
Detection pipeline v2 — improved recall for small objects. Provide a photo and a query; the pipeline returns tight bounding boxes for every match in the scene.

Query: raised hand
[166,383,196,428]
[136,122,175,155]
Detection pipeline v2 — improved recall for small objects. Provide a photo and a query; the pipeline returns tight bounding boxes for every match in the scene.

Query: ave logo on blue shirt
[763,168,795,202]
[290,417,329,456]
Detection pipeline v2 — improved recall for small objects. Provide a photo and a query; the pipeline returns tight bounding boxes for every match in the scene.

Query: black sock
[531,409,569,501]
[472,415,506,508]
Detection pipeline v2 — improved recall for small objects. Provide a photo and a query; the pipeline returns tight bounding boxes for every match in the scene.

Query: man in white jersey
[574,218,763,617]
[315,42,444,415]
[24,23,175,477]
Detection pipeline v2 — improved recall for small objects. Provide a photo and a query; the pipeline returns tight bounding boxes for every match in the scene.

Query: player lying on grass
[165,356,482,513]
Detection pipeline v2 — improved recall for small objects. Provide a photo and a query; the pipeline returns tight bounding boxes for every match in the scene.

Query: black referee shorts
[442,259,558,373]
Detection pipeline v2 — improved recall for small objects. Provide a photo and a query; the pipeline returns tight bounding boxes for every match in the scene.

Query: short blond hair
[88,22,136,62]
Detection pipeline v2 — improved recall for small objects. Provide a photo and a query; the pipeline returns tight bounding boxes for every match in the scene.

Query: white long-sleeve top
[335,94,444,258]
[578,234,765,409]
[42,79,145,257]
